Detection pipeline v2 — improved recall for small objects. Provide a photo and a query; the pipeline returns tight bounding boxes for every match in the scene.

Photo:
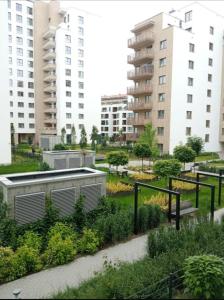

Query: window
[78,82,84,89]
[16,14,22,23]
[16,3,22,12]
[207,89,212,97]
[205,134,210,143]
[78,38,84,47]
[78,71,84,78]
[79,114,84,119]
[188,77,193,86]
[9,79,13,87]
[17,48,23,56]
[158,110,165,119]
[9,90,13,96]
[8,46,12,54]
[78,60,84,68]
[16,26,23,34]
[159,75,166,85]
[27,50,33,58]
[78,49,84,57]
[28,92,34,98]
[188,60,194,69]
[208,58,213,66]
[79,103,84,109]
[65,69,71,76]
[27,29,33,36]
[27,39,33,47]
[159,57,167,67]
[186,127,191,136]
[65,46,71,54]
[16,37,23,45]
[189,43,195,52]
[66,124,71,129]
[29,123,35,129]
[187,94,193,103]
[27,18,33,26]
[209,42,213,51]
[160,40,167,50]
[206,105,211,112]
[18,123,24,128]
[78,27,84,35]
[66,91,71,97]
[29,113,34,118]
[186,111,192,119]
[8,23,12,31]
[210,26,214,35]
[206,120,210,128]
[28,61,33,67]
[66,113,71,119]
[157,127,164,136]
[65,80,71,87]
[8,57,12,64]
[28,71,33,78]
[66,102,71,108]
[8,12,11,20]
[10,101,13,107]
[8,0,11,9]
[28,82,34,89]
[29,103,34,108]
[65,57,71,65]
[17,81,23,87]
[9,68,12,76]
[8,35,12,43]
[185,10,192,22]
[79,124,84,130]
[18,113,24,118]
[208,74,212,82]
[17,70,23,77]
[17,91,24,97]
[186,27,192,32]
[18,102,24,107]
[78,16,84,24]
[27,7,33,15]
[79,93,84,98]
[65,34,71,43]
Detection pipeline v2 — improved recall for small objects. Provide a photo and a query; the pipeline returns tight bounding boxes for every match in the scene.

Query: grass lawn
[195,154,219,162]
[0,155,40,175]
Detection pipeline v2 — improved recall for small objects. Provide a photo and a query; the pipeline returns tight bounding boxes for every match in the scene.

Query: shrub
[153,159,181,182]
[107,151,129,171]
[39,161,50,171]
[72,195,87,232]
[127,166,150,172]
[48,222,77,243]
[42,198,59,236]
[173,145,196,166]
[78,228,102,254]
[43,233,76,267]
[0,247,16,283]
[54,144,68,150]
[137,205,162,233]
[130,173,157,181]
[186,136,204,156]
[17,231,42,253]
[183,255,224,299]
[0,219,17,249]
[106,182,133,194]
[133,143,152,171]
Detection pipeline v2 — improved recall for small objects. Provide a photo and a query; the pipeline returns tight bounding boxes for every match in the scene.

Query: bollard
[13,289,21,299]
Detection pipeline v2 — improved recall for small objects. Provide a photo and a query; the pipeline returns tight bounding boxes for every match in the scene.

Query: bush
[39,161,50,171]
[53,144,68,150]
[78,228,102,254]
[137,205,162,233]
[173,145,196,165]
[72,195,87,232]
[183,255,224,299]
[0,219,17,249]
[48,222,77,243]
[153,159,181,181]
[129,173,157,181]
[106,182,133,194]
[17,231,42,253]
[43,233,76,267]
[107,151,129,170]
[0,247,16,283]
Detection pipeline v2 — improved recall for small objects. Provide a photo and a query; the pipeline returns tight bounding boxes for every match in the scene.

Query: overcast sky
[62,1,224,95]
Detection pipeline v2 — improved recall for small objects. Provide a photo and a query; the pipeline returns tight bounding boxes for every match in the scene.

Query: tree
[71,125,77,146]
[10,123,15,147]
[90,126,99,150]
[186,136,204,156]
[61,127,66,145]
[107,151,129,171]
[133,143,152,171]
[153,159,181,183]
[138,123,159,158]
[117,128,124,147]
[79,126,87,149]
[173,145,196,169]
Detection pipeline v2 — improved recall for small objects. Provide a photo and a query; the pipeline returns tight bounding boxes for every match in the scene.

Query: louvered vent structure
[69,157,81,168]
[15,192,45,225]
[54,158,66,169]
[51,187,76,217]
[80,184,102,212]
[83,156,94,167]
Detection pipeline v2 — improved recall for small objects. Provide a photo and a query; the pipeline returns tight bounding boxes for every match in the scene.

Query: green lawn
[0,155,40,175]
[195,154,219,162]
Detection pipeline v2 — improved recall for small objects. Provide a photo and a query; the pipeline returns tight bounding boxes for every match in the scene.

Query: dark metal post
[176,194,180,230]
[211,186,215,221]
[169,273,173,299]
[196,172,199,208]
[219,170,222,206]
[168,177,172,222]
[134,182,138,234]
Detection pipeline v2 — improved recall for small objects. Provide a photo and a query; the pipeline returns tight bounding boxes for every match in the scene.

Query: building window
[16,3,22,12]
[205,134,209,143]
[66,124,71,129]
[29,113,34,118]
[158,110,165,119]
[16,26,23,34]
[209,42,213,51]
[16,14,22,23]
[9,90,13,96]
[18,123,24,128]
[16,37,23,45]
[78,16,84,24]
[18,102,24,107]
[78,49,84,57]
[10,101,13,107]
[185,10,192,22]
[17,81,23,87]
[206,105,211,112]
[65,69,71,76]
[27,17,33,26]
[8,23,12,31]
[157,127,164,136]
[17,70,23,77]
[65,57,71,65]
[27,29,33,36]
[27,39,33,47]
[8,35,12,43]
[8,46,12,54]
[29,123,35,129]
[65,80,71,87]
[78,82,84,89]
[208,74,212,82]
[186,111,192,119]
[17,48,23,56]
[206,120,210,128]
[188,77,193,86]
[188,60,194,69]
[8,57,12,64]
[78,71,84,78]
[10,112,13,118]
[78,103,84,109]
[66,91,71,97]
[17,91,24,97]
[78,60,84,68]
[66,102,71,108]
[189,43,195,52]
[159,75,166,85]
[207,89,212,97]
[8,12,11,20]
[65,34,71,43]
[78,27,84,35]
[78,38,84,47]
[29,103,34,108]
[79,114,84,119]
[27,7,33,15]
[160,39,167,50]
[9,68,13,76]
[28,92,34,98]
[210,26,214,35]
[9,79,13,87]
[66,113,71,119]
[65,46,71,54]
[28,82,34,88]
[28,61,33,67]
[208,58,213,66]
[28,71,33,78]
[79,93,84,98]
[187,94,193,103]
[27,50,33,58]
[186,127,191,136]
[159,57,167,67]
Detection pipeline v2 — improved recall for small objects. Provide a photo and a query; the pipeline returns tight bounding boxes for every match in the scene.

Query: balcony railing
[43,38,55,50]
[127,84,152,95]
[43,50,56,61]
[44,118,57,124]
[44,84,56,93]
[42,127,57,134]
[44,107,57,113]
[44,97,56,103]
[126,133,140,141]
[127,65,154,80]
[128,32,154,49]
[43,62,56,71]
[128,100,152,111]
[127,49,154,65]
[43,73,56,82]
[127,117,151,126]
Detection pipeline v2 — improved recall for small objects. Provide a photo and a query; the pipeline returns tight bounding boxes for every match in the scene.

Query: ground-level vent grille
[69,157,81,168]
[83,156,94,167]
[54,158,66,169]
[51,187,76,217]
[40,138,49,150]
[15,192,45,225]
[80,184,101,212]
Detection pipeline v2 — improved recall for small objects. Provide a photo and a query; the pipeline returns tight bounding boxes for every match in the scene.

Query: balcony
[43,38,55,50]
[126,133,140,141]
[128,32,154,49]
[127,49,154,65]
[44,118,57,125]
[42,127,57,135]
[43,50,56,61]
[43,73,56,83]
[127,117,151,126]
[44,107,57,113]
[131,19,154,33]
[44,97,56,104]
[44,84,56,93]
[128,100,152,111]
[43,27,56,39]
[127,65,153,80]
[43,62,56,72]
[127,84,152,96]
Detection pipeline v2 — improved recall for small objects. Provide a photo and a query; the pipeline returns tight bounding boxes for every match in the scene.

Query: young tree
[138,123,159,158]
[107,151,129,171]
[153,159,182,184]
[71,125,77,146]
[173,145,196,169]
[61,127,66,145]
[10,123,15,147]
[133,143,152,171]
[90,125,99,150]
[79,126,87,149]
[186,136,204,156]
[117,128,124,147]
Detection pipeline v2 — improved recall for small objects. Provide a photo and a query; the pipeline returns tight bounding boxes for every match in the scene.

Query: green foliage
[183,255,224,299]
[107,151,129,170]
[72,195,87,232]
[0,191,7,219]
[38,161,50,171]
[48,222,77,242]
[0,247,16,283]
[17,231,42,253]
[133,143,152,170]
[43,233,76,267]
[90,125,99,150]
[153,159,181,180]
[61,127,66,144]
[78,228,102,254]
[42,198,59,236]
[0,219,17,249]
[173,145,196,164]
[54,143,67,150]
[71,125,77,146]
[138,123,159,157]
[137,205,162,233]
[79,126,87,149]
[186,135,204,156]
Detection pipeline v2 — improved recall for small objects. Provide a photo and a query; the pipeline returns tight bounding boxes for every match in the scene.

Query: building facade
[101,95,133,139]
[127,2,224,154]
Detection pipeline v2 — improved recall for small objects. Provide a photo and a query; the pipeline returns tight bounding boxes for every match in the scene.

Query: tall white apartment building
[127,2,224,154]
[101,95,133,139]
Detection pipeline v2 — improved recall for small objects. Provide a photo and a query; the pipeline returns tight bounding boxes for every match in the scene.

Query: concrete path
[0,235,148,299]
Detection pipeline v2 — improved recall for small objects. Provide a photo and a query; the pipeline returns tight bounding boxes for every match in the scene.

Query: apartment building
[101,95,133,139]
[127,2,224,154]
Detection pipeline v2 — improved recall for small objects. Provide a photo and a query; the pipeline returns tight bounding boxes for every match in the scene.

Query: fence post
[211,186,215,221]
[168,273,173,299]
[168,177,172,222]
[134,182,138,234]
[176,194,180,231]
[196,172,199,208]
[219,170,222,206]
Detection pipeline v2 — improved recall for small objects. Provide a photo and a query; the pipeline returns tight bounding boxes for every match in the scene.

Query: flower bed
[182,172,207,181]
[106,182,134,196]
[129,172,157,182]
[127,166,151,172]
[172,180,198,193]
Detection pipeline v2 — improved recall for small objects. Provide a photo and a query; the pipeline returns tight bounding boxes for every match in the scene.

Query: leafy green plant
[79,126,87,149]
[183,255,224,299]
[53,143,67,150]
[78,228,102,254]
[72,195,87,232]
[38,161,50,171]
[107,151,129,171]
[0,247,16,283]
[173,145,196,168]
[137,122,159,158]
[42,198,59,236]
[17,231,42,253]
[0,219,17,249]
[153,159,181,183]
[186,136,204,156]
[133,143,152,171]
[48,222,77,242]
